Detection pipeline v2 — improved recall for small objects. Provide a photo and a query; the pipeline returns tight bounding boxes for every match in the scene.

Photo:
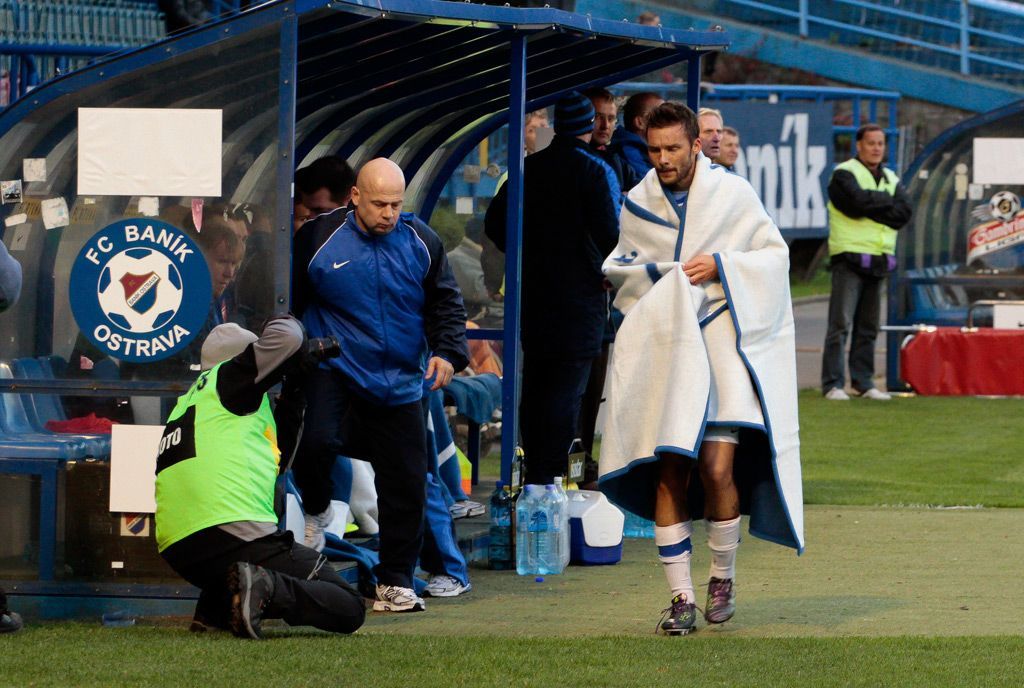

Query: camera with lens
[304,335,340,363]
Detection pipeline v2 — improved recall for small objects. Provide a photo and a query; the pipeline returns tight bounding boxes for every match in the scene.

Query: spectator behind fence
[609,91,664,180]
[821,123,912,402]
[697,107,724,164]
[296,156,356,217]
[637,10,660,25]
[156,316,365,639]
[484,91,619,485]
[716,126,741,172]
[290,158,468,614]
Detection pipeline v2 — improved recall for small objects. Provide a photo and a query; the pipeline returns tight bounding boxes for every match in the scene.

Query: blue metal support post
[500,33,526,484]
[276,4,298,315]
[798,0,808,38]
[687,54,701,111]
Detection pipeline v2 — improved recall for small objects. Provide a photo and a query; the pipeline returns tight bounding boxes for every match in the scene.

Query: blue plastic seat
[9,358,111,456]
[0,362,90,458]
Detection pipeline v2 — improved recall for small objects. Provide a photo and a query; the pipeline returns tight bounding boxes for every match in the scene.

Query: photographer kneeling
[155,315,365,639]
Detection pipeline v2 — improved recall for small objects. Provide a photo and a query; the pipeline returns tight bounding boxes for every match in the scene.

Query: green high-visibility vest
[827,158,900,257]
[154,363,280,551]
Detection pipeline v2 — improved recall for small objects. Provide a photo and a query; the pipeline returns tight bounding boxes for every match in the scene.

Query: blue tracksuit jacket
[292,209,468,406]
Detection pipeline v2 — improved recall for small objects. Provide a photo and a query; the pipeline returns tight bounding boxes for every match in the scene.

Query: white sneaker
[858,388,892,401]
[373,584,426,612]
[448,502,469,520]
[423,575,472,598]
[824,388,850,401]
[303,505,334,552]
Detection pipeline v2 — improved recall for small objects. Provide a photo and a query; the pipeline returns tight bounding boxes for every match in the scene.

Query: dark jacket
[593,142,642,199]
[292,209,468,406]
[827,160,912,231]
[608,127,653,181]
[484,134,620,359]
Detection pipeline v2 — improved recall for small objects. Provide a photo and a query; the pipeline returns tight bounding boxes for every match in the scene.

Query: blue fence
[683,0,1024,87]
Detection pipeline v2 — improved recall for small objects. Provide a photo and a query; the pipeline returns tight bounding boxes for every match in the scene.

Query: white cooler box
[568,490,624,565]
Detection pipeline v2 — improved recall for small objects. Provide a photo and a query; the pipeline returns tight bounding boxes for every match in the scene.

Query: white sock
[706,516,741,580]
[654,521,694,602]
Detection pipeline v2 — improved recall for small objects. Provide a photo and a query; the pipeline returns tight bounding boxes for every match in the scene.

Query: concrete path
[793,296,888,392]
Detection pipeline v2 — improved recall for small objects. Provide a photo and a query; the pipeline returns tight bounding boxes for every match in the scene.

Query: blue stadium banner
[717,102,834,240]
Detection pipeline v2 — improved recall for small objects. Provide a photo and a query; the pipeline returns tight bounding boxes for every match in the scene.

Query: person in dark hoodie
[485,91,620,486]
[608,91,664,181]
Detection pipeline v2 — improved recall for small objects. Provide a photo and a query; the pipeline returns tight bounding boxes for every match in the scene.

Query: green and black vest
[154,363,280,551]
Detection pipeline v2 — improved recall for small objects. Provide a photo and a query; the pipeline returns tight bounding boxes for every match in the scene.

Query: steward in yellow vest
[827,154,911,275]
[821,124,912,401]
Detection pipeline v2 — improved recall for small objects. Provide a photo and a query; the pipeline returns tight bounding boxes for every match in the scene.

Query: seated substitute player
[155,316,365,640]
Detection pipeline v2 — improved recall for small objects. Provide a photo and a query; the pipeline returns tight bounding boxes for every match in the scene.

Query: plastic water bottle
[622,511,656,538]
[488,481,514,570]
[552,478,571,571]
[532,487,553,574]
[515,484,539,575]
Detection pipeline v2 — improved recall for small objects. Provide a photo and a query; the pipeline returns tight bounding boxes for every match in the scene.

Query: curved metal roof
[0,0,728,212]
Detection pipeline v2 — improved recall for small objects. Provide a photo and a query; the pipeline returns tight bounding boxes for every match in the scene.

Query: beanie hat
[200,322,258,370]
[553,91,595,137]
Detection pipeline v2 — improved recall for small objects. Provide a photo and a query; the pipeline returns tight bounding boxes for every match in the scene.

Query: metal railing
[688,0,1024,87]
[0,0,243,107]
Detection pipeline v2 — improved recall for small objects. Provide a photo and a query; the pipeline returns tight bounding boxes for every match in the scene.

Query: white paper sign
[973,138,1024,185]
[455,196,474,215]
[109,424,163,513]
[23,158,46,182]
[993,303,1024,330]
[78,108,222,197]
[41,197,69,229]
[138,196,160,217]
[4,213,27,227]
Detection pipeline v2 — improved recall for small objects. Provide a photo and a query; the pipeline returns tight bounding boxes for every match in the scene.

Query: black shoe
[227,562,275,639]
[658,594,697,635]
[0,610,23,634]
[189,609,228,633]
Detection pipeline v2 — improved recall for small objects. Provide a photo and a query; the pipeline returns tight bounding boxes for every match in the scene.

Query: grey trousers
[821,259,885,393]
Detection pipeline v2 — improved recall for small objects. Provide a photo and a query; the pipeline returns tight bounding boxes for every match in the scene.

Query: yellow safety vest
[827,158,900,257]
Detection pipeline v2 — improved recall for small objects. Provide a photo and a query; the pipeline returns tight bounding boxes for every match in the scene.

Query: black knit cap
[553,91,595,137]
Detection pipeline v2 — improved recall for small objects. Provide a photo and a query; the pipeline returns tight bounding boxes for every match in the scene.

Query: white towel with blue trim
[598,155,804,553]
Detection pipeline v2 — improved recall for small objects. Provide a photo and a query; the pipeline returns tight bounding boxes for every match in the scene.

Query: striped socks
[654,521,694,602]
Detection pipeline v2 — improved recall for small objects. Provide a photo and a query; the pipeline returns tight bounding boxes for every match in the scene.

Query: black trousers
[821,260,885,393]
[162,527,365,634]
[577,342,611,457]
[292,368,427,589]
[520,354,593,485]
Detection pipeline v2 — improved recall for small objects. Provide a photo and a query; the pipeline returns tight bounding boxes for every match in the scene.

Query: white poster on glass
[78,108,222,197]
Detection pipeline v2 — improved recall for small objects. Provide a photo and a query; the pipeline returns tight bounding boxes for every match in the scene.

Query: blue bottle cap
[534,576,544,583]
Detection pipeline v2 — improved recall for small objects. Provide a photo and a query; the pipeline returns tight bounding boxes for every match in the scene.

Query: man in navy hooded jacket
[291,158,468,613]
[485,91,620,485]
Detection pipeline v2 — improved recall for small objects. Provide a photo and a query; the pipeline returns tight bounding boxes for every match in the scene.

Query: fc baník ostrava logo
[70,219,212,363]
